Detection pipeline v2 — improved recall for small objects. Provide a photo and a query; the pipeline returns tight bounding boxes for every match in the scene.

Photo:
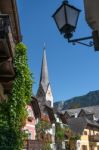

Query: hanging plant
[0,43,33,150]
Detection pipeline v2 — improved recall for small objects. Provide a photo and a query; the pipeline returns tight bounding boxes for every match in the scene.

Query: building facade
[84,0,99,50]
[58,105,99,150]
[24,104,36,140]
[68,117,99,150]
[84,0,99,32]
[36,47,56,149]
[23,48,55,149]
[0,0,21,101]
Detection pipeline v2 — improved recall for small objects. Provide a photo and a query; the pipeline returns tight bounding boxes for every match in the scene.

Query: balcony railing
[24,140,42,150]
[0,14,15,94]
[0,14,15,57]
[89,135,99,142]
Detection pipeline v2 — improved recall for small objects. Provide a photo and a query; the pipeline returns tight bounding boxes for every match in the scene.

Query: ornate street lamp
[53,1,80,39]
[52,1,99,51]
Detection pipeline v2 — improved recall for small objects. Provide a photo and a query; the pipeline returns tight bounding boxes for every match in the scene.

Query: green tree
[55,123,80,150]
[55,123,65,142]
[69,103,81,109]
[36,120,52,150]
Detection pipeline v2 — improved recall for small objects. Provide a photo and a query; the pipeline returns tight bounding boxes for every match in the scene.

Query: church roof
[36,47,53,109]
[44,105,56,123]
[40,48,49,93]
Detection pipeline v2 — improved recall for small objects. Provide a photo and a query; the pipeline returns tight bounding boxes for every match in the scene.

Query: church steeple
[36,46,53,108]
[40,46,49,93]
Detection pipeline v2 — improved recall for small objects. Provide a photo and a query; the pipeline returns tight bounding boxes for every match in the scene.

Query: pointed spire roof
[40,46,49,93]
[36,45,53,109]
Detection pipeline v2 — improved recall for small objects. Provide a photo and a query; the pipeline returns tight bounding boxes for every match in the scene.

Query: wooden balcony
[0,39,11,59]
[0,1,21,96]
[0,15,15,84]
[0,0,21,43]
[0,14,15,57]
[89,135,99,142]
[0,58,15,82]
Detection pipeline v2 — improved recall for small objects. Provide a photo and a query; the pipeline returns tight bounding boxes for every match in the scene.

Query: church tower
[36,47,53,108]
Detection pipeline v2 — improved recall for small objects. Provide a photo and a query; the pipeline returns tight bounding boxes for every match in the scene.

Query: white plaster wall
[46,84,53,107]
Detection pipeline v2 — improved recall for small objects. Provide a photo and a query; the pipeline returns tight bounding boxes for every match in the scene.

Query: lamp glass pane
[54,6,66,30]
[66,5,79,27]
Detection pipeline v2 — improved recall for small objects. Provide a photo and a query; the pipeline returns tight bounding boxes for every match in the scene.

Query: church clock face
[46,86,51,98]
[47,91,51,96]
[46,84,53,103]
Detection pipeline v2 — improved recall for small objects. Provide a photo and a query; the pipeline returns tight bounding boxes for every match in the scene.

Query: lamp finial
[63,0,68,4]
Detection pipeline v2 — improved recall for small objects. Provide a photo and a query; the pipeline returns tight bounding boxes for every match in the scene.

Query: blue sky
[17,0,99,102]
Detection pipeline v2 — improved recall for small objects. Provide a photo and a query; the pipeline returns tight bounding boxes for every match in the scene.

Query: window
[28,109,33,117]
[27,108,34,122]
[89,130,91,135]
[82,145,87,150]
[43,110,48,116]
[28,132,32,140]
[24,130,32,140]
[97,146,99,150]
[84,131,87,135]
[90,146,94,150]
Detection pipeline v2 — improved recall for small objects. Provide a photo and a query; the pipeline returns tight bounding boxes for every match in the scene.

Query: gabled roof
[64,111,71,117]
[31,96,41,119]
[44,105,56,123]
[67,117,99,135]
[62,105,99,119]
[78,108,94,117]
[31,96,55,123]
[57,111,70,124]
[67,117,87,135]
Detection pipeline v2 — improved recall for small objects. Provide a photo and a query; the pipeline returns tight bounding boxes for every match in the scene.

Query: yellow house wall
[79,128,99,150]
[80,129,89,150]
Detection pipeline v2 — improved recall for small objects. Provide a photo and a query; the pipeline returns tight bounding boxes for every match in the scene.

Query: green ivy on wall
[0,43,33,150]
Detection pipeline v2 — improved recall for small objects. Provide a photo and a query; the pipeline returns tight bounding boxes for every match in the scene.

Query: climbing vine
[0,43,33,150]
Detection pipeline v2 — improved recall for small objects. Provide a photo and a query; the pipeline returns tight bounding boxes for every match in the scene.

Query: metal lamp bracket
[68,36,93,47]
